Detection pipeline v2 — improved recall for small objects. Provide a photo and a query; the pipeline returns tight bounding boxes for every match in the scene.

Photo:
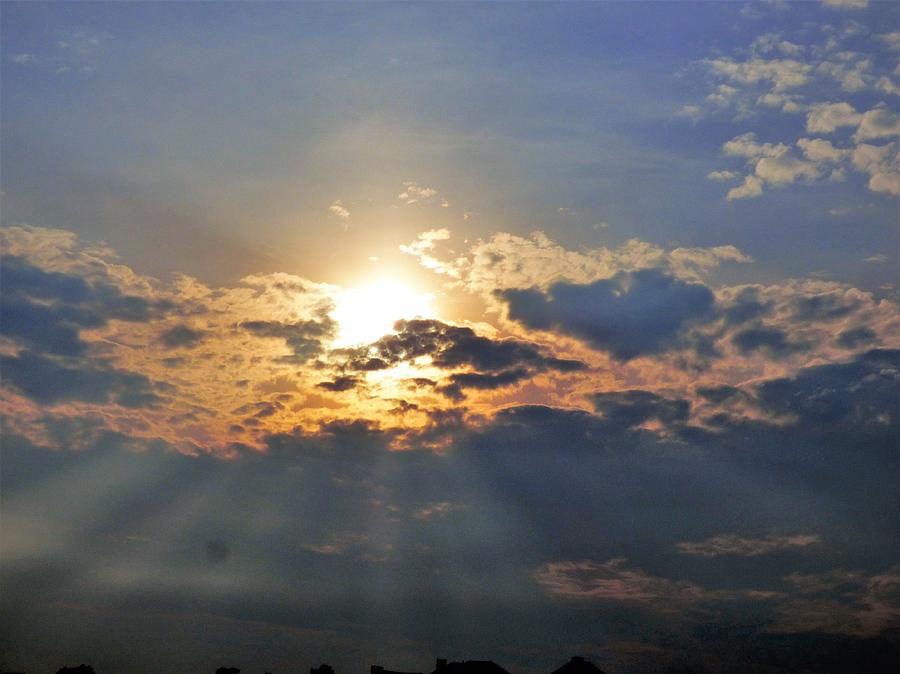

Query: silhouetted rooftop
[551,656,606,674]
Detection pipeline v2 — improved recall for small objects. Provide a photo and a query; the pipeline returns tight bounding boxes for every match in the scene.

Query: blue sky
[2,2,899,673]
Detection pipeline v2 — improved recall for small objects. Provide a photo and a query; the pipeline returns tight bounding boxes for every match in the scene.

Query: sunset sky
[2,2,899,673]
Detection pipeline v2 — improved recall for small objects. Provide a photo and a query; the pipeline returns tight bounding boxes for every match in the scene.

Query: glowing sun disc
[331,280,436,347]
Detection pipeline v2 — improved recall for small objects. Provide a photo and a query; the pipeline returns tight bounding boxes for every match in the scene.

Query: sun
[331,279,436,347]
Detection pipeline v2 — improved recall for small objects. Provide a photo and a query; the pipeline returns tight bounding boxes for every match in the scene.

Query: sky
[1,1,899,673]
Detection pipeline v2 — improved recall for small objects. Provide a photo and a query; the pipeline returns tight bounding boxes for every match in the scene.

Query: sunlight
[331,279,436,347]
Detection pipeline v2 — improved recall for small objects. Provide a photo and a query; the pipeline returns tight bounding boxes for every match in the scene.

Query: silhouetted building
[551,656,606,674]
[372,666,423,674]
[312,665,335,674]
[215,668,240,674]
[56,666,96,674]
[430,658,511,674]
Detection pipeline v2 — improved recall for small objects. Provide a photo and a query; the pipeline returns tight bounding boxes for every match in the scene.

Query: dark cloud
[754,348,899,435]
[722,286,773,326]
[591,390,690,430]
[2,351,898,674]
[240,317,336,363]
[0,351,161,407]
[790,292,861,322]
[336,319,585,396]
[316,376,361,392]
[343,319,585,374]
[159,324,205,349]
[732,325,808,358]
[695,384,745,404]
[498,269,716,361]
[836,325,877,349]
[0,255,172,356]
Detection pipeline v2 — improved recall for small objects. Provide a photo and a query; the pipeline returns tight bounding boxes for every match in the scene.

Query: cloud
[822,0,869,9]
[0,254,172,356]
[11,53,35,65]
[853,106,900,142]
[723,132,790,158]
[499,269,716,361]
[591,390,689,430]
[0,350,161,407]
[397,181,446,206]
[240,317,336,363]
[337,318,585,398]
[676,533,822,557]
[328,199,350,224]
[316,376,362,392]
[398,228,455,275]
[535,558,705,604]
[159,324,205,349]
[732,326,809,358]
[727,174,765,200]
[707,170,740,181]
[706,57,812,92]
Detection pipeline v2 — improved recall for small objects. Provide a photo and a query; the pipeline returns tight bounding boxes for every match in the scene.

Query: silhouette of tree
[215,668,240,674]
[56,666,96,674]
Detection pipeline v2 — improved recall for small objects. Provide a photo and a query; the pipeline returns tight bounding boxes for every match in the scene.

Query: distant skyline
[1,2,899,673]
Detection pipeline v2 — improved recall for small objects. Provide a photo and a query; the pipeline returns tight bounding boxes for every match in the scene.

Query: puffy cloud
[797,137,850,163]
[727,174,765,200]
[878,31,900,51]
[499,269,716,361]
[676,533,821,557]
[403,230,751,295]
[805,101,862,133]
[754,152,820,185]
[707,57,812,92]
[852,142,900,195]
[853,106,900,142]
[707,169,740,181]
[723,132,790,158]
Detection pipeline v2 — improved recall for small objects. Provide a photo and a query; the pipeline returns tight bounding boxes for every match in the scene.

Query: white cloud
[727,175,765,200]
[756,92,804,112]
[723,132,789,158]
[878,31,900,51]
[805,101,862,133]
[875,77,900,95]
[818,57,871,92]
[11,53,35,65]
[852,142,900,195]
[676,104,702,119]
[755,153,820,185]
[707,57,812,92]
[707,170,741,181]
[822,0,869,9]
[797,137,849,163]
[327,199,350,225]
[398,228,455,275]
[853,106,900,142]
[398,181,444,206]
